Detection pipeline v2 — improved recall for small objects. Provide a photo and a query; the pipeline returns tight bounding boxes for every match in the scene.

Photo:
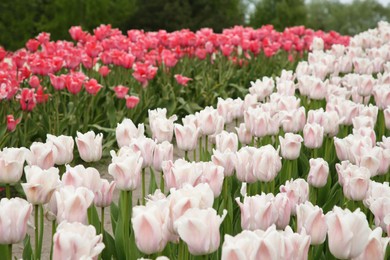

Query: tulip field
[1,20,390,259]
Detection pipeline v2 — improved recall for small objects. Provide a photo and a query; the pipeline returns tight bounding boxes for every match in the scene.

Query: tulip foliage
[4,21,390,260]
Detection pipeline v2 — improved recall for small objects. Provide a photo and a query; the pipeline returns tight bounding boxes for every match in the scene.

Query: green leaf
[148,168,158,195]
[114,215,126,260]
[101,231,117,260]
[22,235,34,260]
[89,124,115,133]
[88,205,101,234]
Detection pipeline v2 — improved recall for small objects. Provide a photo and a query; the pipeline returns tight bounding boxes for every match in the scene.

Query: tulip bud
[307,158,329,188]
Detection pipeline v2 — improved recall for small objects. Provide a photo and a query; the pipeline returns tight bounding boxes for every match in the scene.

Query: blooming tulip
[148,108,177,143]
[22,165,60,205]
[352,227,389,260]
[211,149,236,177]
[129,136,156,168]
[296,202,327,245]
[115,118,144,148]
[234,146,257,183]
[236,193,278,231]
[175,208,227,255]
[215,131,238,152]
[108,150,143,191]
[279,133,303,160]
[53,221,104,260]
[235,123,252,145]
[174,123,200,151]
[153,141,173,172]
[27,141,56,170]
[307,158,329,188]
[46,134,74,165]
[326,207,371,259]
[0,198,32,244]
[252,144,282,182]
[280,178,309,215]
[55,186,94,223]
[0,147,28,184]
[303,123,324,149]
[75,131,103,162]
[274,193,292,229]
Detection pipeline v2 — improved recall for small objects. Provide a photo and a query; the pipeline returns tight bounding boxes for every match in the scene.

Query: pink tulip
[211,149,236,177]
[129,136,156,168]
[282,226,311,260]
[115,118,145,148]
[125,95,140,109]
[93,179,116,208]
[174,74,192,86]
[274,193,292,229]
[113,85,129,99]
[307,158,329,188]
[75,131,103,162]
[46,134,74,165]
[222,230,263,260]
[27,141,56,169]
[279,133,303,160]
[174,123,200,151]
[53,222,104,260]
[280,178,309,215]
[0,147,28,184]
[364,181,390,208]
[236,193,278,231]
[55,186,94,223]
[153,141,173,172]
[215,131,238,153]
[280,107,306,133]
[253,144,282,182]
[22,165,60,205]
[196,106,224,136]
[148,108,177,143]
[338,163,370,201]
[235,123,252,145]
[6,114,21,132]
[296,202,327,245]
[132,201,169,254]
[0,198,32,244]
[217,97,239,124]
[248,76,275,101]
[352,227,389,260]
[175,208,227,255]
[234,146,257,183]
[303,123,324,149]
[326,207,371,259]
[108,150,143,191]
[243,94,258,111]
[195,162,225,197]
[162,159,202,190]
[369,197,390,231]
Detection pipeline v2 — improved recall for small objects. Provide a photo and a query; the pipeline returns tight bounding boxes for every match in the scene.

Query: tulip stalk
[50,220,56,260]
[142,168,146,205]
[5,184,10,199]
[99,207,105,260]
[160,172,165,193]
[34,205,44,260]
[7,244,12,260]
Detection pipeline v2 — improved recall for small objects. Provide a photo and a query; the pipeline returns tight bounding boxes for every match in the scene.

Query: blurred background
[1,0,390,51]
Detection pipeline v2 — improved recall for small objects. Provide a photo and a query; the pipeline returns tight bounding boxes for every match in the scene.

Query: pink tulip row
[2,21,390,259]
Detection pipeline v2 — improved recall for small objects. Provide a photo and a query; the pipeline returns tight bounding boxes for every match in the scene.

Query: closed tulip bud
[253,145,282,182]
[149,108,177,143]
[236,193,278,231]
[22,165,61,205]
[132,202,169,254]
[75,131,103,162]
[0,147,28,184]
[307,158,329,188]
[27,141,56,169]
[296,202,327,245]
[326,207,371,259]
[235,123,252,145]
[211,149,236,177]
[274,193,292,229]
[280,178,309,215]
[215,131,238,153]
[174,123,200,151]
[46,134,74,165]
[115,118,145,148]
[0,198,32,244]
[153,141,173,172]
[279,133,303,160]
[175,208,227,255]
[53,222,104,260]
[108,150,143,191]
[55,186,94,223]
[303,123,324,149]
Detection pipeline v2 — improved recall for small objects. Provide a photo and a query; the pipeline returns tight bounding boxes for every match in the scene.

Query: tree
[249,0,307,31]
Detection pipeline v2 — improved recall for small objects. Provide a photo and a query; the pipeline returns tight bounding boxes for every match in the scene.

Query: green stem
[160,172,165,193]
[7,244,12,260]
[205,135,209,155]
[185,150,189,161]
[50,220,56,260]
[142,168,146,205]
[99,207,104,260]
[5,184,10,199]
[34,205,39,260]
[199,136,203,161]
[38,205,44,260]
[193,149,196,161]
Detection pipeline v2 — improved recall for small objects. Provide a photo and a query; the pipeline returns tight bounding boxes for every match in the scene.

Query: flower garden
[0,20,389,260]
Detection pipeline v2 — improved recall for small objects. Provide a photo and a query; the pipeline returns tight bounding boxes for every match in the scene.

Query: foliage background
[1,0,390,50]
